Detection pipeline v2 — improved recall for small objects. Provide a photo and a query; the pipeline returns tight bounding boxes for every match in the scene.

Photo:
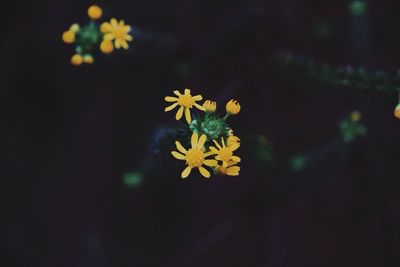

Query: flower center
[114,27,126,40]
[219,148,233,162]
[178,94,194,108]
[185,148,204,167]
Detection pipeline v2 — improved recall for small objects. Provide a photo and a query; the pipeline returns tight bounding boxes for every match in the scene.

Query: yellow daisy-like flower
[395,104,400,119]
[62,30,75,44]
[210,137,241,167]
[226,99,241,115]
[88,5,103,20]
[101,18,133,49]
[165,89,206,124]
[100,40,114,54]
[71,54,83,66]
[203,100,217,113]
[216,161,240,176]
[227,135,241,148]
[171,132,218,178]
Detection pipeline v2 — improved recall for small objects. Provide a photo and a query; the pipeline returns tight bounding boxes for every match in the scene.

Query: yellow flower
[216,161,240,176]
[100,40,114,54]
[165,89,206,124]
[101,18,133,49]
[350,111,361,122]
[171,132,218,178]
[203,100,217,113]
[209,137,241,167]
[226,99,241,115]
[62,30,75,44]
[395,104,400,119]
[83,55,94,64]
[71,54,83,66]
[88,5,102,20]
[69,23,80,33]
[227,135,240,148]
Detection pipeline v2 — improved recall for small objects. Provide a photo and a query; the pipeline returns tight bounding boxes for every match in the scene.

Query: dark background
[1,0,400,266]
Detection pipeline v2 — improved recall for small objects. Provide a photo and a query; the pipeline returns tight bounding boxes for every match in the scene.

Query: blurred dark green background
[1,0,400,266]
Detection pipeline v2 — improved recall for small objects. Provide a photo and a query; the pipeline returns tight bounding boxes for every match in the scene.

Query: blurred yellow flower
[62,30,75,44]
[83,55,94,64]
[395,104,400,119]
[88,5,102,20]
[100,40,114,54]
[70,23,80,33]
[226,99,241,115]
[350,111,362,122]
[165,89,206,124]
[203,100,217,113]
[210,138,241,167]
[227,135,240,148]
[101,19,133,49]
[216,161,240,176]
[171,132,218,178]
[71,54,83,66]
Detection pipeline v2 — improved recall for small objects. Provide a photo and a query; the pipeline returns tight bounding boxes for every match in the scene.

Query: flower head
[215,161,240,176]
[210,137,241,167]
[350,111,361,122]
[226,99,241,115]
[203,100,217,113]
[395,104,400,119]
[83,55,94,64]
[70,23,80,33]
[88,5,103,20]
[165,89,206,124]
[101,19,133,49]
[227,135,241,148]
[62,30,75,44]
[171,132,218,178]
[100,40,114,54]
[71,54,83,66]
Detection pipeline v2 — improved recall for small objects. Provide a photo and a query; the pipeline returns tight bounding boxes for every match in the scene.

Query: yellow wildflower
[88,5,103,20]
[62,30,75,44]
[101,18,133,49]
[165,89,206,124]
[83,55,94,64]
[100,40,114,54]
[171,132,218,178]
[203,100,217,113]
[227,135,240,148]
[70,23,80,33]
[216,161,240,176]
[226,99,241,115]
[209,137,241,167]
[71,54,83,66]
[395,104,400,119]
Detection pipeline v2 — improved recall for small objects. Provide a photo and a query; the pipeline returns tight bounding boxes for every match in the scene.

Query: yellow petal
[111,18,118,27]
[124,25,132,32]
[197,134,207,149]
[165,103,178,112]
[191,132,198,148]
[175,141,187,154]
[231,156,241,163]
[115,40,121,49]
[176,106,184,120]
[126,34,133,41]
[226,166,240,176]
[171,151,185,160]
[100,22,112,33]
[181,166,192,178]
[185,108,192,123]
[213,140,222,149]
[209,147,218,154]
[173,90,181,96]
[192,95,203,101]
[184,89,191,95]
[194,103,206,111]
[198,166,210,178]
[230,143,240,151]
[104,33,115,41]
[165,96,178,102]
[204,151,215,158]
[204,159,218,167]
[121,40,129,49]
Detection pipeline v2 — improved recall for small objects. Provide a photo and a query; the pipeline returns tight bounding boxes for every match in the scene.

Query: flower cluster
[61,5,133,66]
[165,89,242,179]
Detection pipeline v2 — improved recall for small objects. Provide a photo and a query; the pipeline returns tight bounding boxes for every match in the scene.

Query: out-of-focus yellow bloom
[350,111,362,122]
[62,30,75,44]
[395,104,400,119]
[209,137,241,167]
[88,5,102,20]
[171,132,218,179]
[216,161,240,176]
[83,55,94,64]
[70,23,80,33]
[101,18,133,49]
[100,40,114,54]
[227,135,240,148]
[165,89,206,124]
[71,54,83,66]
[226,99,241,115]
[203,100,217,113]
